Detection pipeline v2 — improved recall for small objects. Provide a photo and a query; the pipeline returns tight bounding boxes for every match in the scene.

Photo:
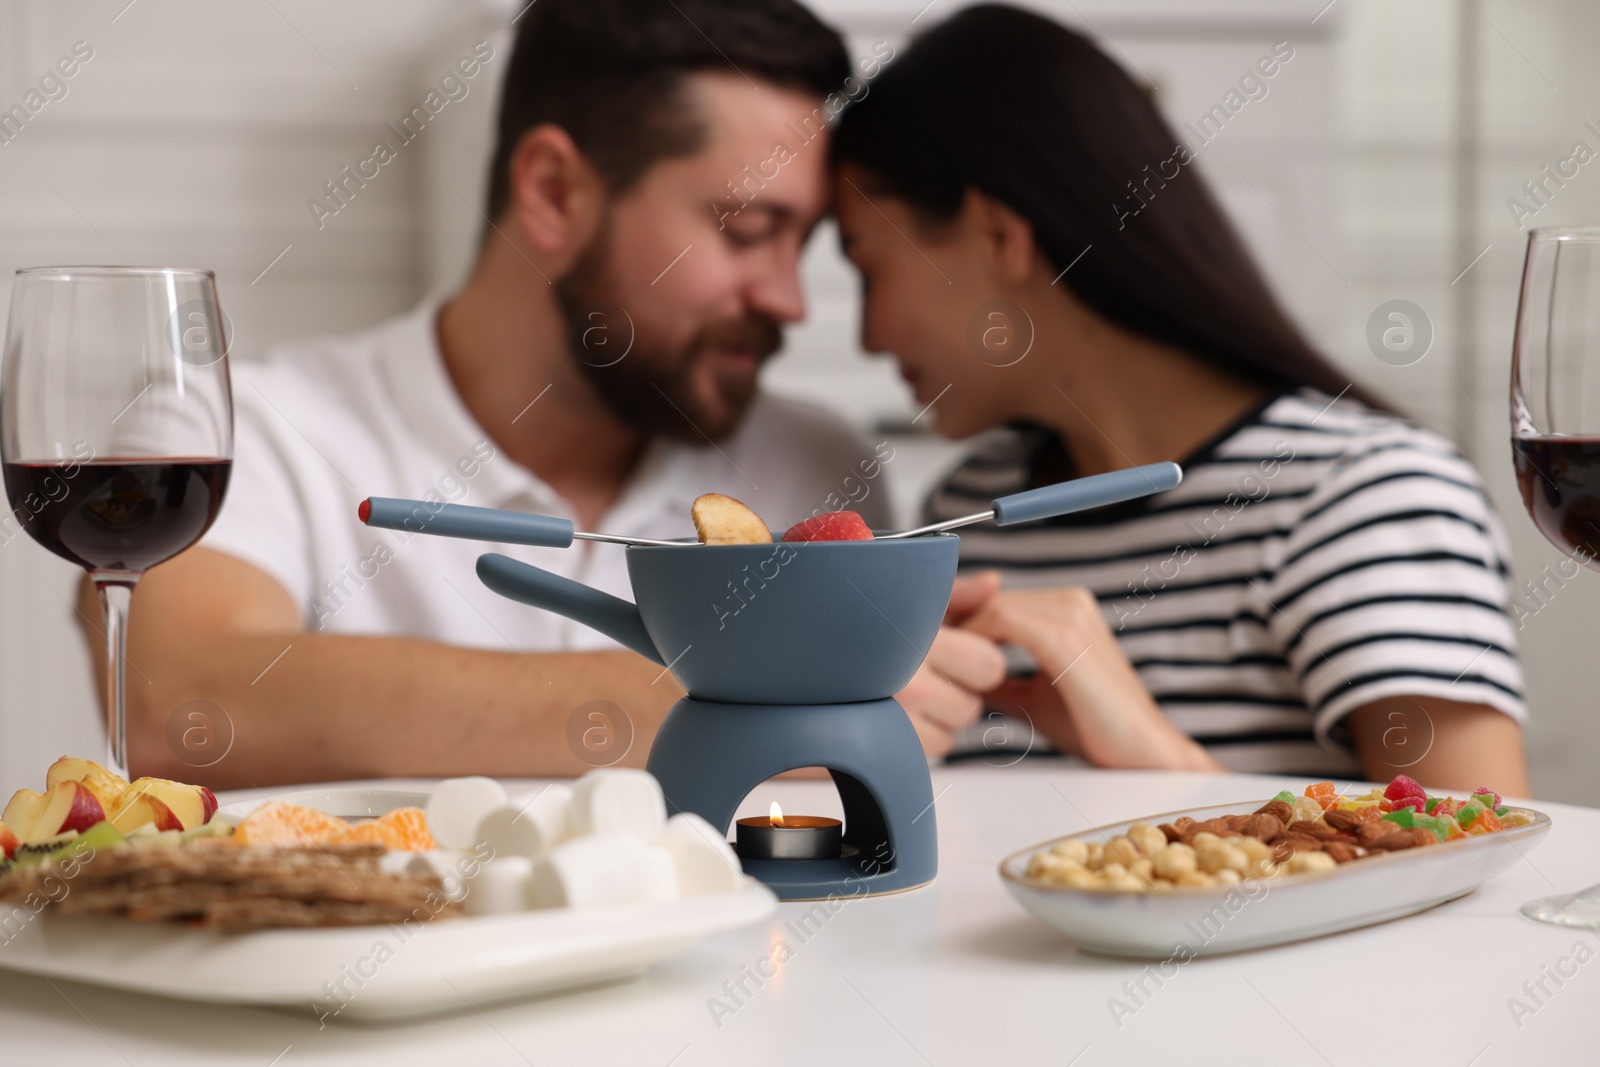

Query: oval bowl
[999,799,1551,958]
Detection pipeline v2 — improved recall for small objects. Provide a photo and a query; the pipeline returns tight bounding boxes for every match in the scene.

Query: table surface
[2,763,1597,1065]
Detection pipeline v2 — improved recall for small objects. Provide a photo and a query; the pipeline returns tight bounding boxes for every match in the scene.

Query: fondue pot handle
[360,497,576,548]
[474,553,666,666]
[991,461,1182,525]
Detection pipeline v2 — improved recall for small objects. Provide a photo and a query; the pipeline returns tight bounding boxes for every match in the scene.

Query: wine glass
[1,267,233,781]
[1510,226,1600,926]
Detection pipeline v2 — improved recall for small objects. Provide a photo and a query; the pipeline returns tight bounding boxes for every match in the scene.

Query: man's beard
[555,232,782,443]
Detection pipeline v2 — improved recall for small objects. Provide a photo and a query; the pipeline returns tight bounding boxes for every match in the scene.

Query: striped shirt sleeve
[1259,435,1527,748]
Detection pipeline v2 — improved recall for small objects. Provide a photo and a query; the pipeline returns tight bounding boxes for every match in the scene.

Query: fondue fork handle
[877,462,1182,539]
[993,461,1182,525]
[358,498,685,548]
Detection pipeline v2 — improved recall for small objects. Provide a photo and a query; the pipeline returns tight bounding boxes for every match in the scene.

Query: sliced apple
[3,789,49,841]
[22,781,105,843]
[120,777,210,831]
[692,493,772,545]
[44,756,130,812]
[109,793,182,834]
[0,819,18,859]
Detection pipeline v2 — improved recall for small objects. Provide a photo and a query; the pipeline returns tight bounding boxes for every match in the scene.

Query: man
[103,0,1004,786]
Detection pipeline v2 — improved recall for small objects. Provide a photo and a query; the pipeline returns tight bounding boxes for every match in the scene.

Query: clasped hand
[895,572,1219,770]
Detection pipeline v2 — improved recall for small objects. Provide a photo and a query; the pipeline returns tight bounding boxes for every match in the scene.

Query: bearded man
[108,0,1005,784]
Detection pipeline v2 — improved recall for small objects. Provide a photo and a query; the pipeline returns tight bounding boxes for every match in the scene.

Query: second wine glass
[1510,226,1600,927]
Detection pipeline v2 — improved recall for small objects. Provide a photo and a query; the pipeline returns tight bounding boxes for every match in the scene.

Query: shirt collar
[378,299,558,513]
[375,299,714,536]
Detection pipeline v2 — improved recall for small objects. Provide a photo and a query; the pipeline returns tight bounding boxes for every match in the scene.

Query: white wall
[2,0,1597,801]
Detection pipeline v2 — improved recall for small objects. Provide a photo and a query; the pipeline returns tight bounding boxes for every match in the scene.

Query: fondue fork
[874,461,1181,538]
[357,461,1182,548]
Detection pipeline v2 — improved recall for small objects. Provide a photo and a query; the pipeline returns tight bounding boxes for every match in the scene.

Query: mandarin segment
[233,801,349,847]
[329,807,435,851]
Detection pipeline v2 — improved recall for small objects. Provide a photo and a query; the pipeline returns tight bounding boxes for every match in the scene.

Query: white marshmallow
[474,785,573,859]
[460,857,535,916]
[425,776,509,850]
[659,813,745,897]
[567,769,665,842]
[528,833,678,909]
[403,850,472,903]
[378,851,415,876]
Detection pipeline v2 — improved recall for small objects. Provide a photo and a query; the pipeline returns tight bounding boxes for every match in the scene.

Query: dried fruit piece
[1381,807,1416,829]
[1304,781,1337,810]
[783,511,874,542]
[691,494,772,545]
[1465,809,1505,834]
[1384,774,1427,810]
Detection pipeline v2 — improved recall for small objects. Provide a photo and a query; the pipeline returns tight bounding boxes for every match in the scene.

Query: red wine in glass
[1511,436,1600,565]
[1,266,233,781]
[3,459,232,572]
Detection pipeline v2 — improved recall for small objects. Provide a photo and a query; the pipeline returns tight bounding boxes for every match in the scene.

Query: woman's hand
[961,580,1221,771]
[895,572,1007,759]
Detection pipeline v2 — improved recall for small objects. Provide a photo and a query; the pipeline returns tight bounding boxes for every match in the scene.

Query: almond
[1323,841,1361,864]
[1323,809,1366,833]
[1254,800,1295,825]
[1240,813,1284,842]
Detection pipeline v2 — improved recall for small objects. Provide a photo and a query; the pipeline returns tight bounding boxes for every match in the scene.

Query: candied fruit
[1305,781,1337,810]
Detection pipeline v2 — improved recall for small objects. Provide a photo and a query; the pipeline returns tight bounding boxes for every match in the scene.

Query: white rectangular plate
[999,800,1551,958]
[0,788,776,1019]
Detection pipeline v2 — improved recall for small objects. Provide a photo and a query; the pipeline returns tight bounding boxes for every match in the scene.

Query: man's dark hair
[485,0,849,220]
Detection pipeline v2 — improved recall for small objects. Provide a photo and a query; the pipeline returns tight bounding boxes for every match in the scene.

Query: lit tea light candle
[735,802,843,860]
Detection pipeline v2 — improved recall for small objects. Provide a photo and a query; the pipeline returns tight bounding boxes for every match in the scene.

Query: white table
[2,764,1596,1065]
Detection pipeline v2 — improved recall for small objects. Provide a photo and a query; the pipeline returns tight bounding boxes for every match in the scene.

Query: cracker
[0,842,458,931]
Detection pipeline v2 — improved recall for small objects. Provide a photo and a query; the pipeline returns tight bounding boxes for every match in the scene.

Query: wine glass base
[1521,891,1600,929]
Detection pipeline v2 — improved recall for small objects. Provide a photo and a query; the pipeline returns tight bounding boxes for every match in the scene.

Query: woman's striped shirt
[933,387,1526,775]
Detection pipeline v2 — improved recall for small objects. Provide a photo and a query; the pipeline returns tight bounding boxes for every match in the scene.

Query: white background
[2,0,1598,801]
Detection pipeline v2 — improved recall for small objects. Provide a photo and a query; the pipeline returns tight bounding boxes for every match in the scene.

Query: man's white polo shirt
[199,301,894,652]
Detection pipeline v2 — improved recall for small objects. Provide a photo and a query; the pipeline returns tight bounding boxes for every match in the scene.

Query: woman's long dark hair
[833,4,1383,409]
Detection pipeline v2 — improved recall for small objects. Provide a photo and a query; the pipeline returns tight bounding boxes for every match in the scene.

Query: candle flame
[770,801,784,827]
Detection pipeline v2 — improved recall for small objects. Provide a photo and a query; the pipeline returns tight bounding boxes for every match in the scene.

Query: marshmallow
[567,769,666,842]
[474,785,573,859]
[425,776,509,849]
[378,850,415,876]
[528,833,678,909]
[659,813,746,897]
[461,857,535,916]
[403,850,472,903]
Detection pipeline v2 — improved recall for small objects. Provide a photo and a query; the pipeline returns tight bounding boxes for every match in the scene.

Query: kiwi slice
[11,829,81,866]
[13,823,124,868]
[179,817,236,841]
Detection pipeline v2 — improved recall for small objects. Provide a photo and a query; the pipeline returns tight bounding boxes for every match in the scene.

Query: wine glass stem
[93,577,137,781]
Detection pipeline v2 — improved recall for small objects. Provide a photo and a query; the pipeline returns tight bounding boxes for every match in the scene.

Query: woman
[833,4,1529,792]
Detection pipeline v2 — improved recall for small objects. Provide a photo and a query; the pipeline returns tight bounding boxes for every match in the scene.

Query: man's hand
[895,572,1005,759]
